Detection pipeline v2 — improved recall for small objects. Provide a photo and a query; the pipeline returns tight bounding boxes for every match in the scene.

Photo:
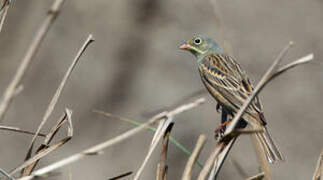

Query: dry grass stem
[16,98,204,180]
[157,123,174,180]
[0,0,67,122]
[94,109,205,169]
[141,89,206,118]
[24,34,94,164]
[13,85,24,97]
[312,149,323,180]
[250,134,271,180]
[0,168,14,180]
[182,134,206,180]
[270,53,314,81]
[134,116,174,180]
[246,172,265,180]
[0,0,10,33]
[0,125,46,137]
[167,98,205,117]
[134,98,205,180]
[0,0,316,179]
[10,109,73,175]
[108,171,133,180]
[207,138,236,180]
[232,128,264,136]
[197,142,224,180]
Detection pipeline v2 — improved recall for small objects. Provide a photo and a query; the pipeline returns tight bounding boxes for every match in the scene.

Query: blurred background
[0,0,322,179]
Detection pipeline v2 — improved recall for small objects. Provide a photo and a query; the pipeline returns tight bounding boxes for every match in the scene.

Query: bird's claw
[214,120,230,140]
[214,127,225,140]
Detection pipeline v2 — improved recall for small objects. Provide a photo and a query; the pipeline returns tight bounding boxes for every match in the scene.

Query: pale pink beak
[179,43,191,50]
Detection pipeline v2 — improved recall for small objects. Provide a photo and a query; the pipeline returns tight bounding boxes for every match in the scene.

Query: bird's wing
[198,53,266,125]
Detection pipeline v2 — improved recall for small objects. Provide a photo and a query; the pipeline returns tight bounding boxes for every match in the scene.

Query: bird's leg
[215,109,230,140]
[216,103,221,113]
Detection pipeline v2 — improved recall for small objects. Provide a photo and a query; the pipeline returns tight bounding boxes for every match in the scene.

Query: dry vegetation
[0,0,321,180]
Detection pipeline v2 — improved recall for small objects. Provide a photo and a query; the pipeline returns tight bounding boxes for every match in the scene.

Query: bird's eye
[194,38,202,45]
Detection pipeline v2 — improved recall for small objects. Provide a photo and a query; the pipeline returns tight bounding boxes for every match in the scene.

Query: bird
[179,35,283,163]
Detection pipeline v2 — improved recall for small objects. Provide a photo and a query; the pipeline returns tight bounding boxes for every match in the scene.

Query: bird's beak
[179,43,191,50]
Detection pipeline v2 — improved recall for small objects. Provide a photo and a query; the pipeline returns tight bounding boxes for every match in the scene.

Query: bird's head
[179,35,223,59]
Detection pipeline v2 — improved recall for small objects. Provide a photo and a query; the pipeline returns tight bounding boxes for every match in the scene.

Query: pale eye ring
[194,38,202,45]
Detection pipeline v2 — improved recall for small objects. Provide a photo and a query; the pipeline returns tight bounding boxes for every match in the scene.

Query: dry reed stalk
[157,123,174,180]
[141,89,206,119]
[108,171,133,180]
[197,142,224,180]
[17,98,204,180]
[250,133,270,180]
[0,0,10,33]
[94,109,205,169]
[0,125,46,137]
[23,34,94,165]
[16,109,73,176]
[182,134,207,180]
[0,168,14,180]
[0,0,67,122]
[133,98,205,180]
[134,117,173,180]
[312,149,323,180]
[246,172,265,180]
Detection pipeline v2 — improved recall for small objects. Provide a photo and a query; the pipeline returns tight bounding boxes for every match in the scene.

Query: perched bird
[179,35,283,163]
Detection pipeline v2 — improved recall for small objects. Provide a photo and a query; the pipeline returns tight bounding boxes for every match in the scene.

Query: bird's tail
[255,127,284,163]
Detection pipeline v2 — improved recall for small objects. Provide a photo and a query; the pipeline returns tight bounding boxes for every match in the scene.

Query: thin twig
[0,0,67,122]
[182,135,207,180]
[17,98,204,180]
[24,34,94,163]
[157,123,174,180]
[0,125,46,137]
[312,149,323,180]
[108,171,133,180]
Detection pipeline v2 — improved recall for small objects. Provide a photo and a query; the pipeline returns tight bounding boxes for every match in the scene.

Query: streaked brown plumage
[180,35,283,163]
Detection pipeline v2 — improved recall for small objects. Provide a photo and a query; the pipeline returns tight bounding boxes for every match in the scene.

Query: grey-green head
[179,35,223,60]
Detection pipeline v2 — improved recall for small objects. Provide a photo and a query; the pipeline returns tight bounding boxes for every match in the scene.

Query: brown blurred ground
[0,0,322,179]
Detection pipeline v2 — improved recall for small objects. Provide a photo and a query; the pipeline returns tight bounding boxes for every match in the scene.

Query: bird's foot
[214,120,230,140]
